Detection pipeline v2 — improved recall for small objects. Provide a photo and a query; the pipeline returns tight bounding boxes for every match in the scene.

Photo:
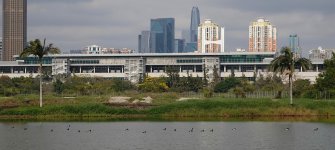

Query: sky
[1,0,335,55]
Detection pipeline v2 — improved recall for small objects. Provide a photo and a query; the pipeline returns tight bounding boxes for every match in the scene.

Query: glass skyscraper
[3,0,27,61]
[190,7,200,43]
[289,34,300,54]
[150,18,175,53]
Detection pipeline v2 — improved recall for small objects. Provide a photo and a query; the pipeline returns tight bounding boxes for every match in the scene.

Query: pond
[1,121,335,150]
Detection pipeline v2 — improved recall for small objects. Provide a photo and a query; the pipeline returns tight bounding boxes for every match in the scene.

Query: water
[1,121,335,150]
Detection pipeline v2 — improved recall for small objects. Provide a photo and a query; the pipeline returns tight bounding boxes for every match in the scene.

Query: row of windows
[176,59,203,63]
[70,60,99,64]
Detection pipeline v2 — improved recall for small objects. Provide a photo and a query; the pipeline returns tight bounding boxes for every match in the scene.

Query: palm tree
[20,39,60,107]
[269,47,311,105]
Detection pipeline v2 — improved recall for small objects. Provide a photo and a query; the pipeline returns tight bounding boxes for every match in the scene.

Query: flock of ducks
[10,125,320,134]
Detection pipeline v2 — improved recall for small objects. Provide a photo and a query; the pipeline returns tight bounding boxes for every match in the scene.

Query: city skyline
[0,0,334,55]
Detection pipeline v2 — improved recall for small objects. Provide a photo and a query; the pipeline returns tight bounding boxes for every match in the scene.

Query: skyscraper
[2,0,27,61]
[190,6,200,43]
[248,18,277,52]
[197,19,225,53]
[150,18,175,53]
[138,31,151,53]
[289,34,300,54]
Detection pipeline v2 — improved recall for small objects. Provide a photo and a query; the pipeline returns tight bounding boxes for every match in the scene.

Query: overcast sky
[1,0,335,55]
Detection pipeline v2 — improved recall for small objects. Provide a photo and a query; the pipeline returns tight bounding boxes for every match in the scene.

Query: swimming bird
[232,128,237,131]
[88,129,92,133]
[67,128,70,131]
[78,130,81,132]
[142,131,147,134]
[174,129,177,132]
[200,129,205,132]
[24,128,27,130]
[313,128,319,131]
[50,129,54,132]
[163,128,167,131]
[285,128,290,131]
[210,129,214,132]
[11,126,15,129]
[125,128,129,131]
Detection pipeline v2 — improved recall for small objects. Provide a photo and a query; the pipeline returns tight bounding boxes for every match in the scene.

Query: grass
[1,93,335,121]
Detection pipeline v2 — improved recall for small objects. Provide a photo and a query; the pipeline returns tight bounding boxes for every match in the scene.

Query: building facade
[175,39,185,53]
[2,0,27,61]
[0,38,2,61]
[249,18,277,52]
[190,6,200,43]
[0,52,325,84]
[150,18,175,53]
[85,45,102,54]
[138,31,151,53]
[198,19,225,53]
[289,34,300,54]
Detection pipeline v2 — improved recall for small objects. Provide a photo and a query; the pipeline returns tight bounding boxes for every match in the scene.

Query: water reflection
[1,121,335,150]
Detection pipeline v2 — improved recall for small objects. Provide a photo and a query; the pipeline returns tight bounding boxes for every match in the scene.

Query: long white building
[0,52,326,84]
[197,19,224,53]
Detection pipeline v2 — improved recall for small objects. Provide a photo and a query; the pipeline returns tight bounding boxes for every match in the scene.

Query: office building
[289,34,300,54]
[150,18,175,53]
[175,39,185,53]
[198,19,225,53]
[249,18,277,52]
[3,0,27,61]
[138,31,151,53]
[190,6,200,43]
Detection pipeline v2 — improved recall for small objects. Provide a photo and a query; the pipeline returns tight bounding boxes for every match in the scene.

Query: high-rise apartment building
[190,7,200,43]
[150,18,175,53]
[197,19,225,53]
[2,0,27,61]
[248,18,277,52]
[289,34,300,54]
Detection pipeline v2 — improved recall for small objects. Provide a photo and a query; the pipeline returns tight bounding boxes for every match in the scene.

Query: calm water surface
[1,121,335,150]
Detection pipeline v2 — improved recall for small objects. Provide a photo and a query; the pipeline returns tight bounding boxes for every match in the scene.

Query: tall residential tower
[2,0,27,61]
[248,18,277,52]
[197,19,225,53]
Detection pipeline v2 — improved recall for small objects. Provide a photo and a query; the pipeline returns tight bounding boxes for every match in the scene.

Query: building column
[224,65,226,72]
[150,66,152,73]
[316,65,319,72]
[108,66,110,73]
[239,65,241,72]
[79,66,82,73]
[254,65,257,72]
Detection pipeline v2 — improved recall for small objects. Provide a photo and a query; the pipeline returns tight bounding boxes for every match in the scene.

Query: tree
[20,39,60,107]
[165,66,180,88]
[53,78,65,95]
[212,65,221,87]
[315,52,335,97]
[214,77,241,93]
[269,47,311,105]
